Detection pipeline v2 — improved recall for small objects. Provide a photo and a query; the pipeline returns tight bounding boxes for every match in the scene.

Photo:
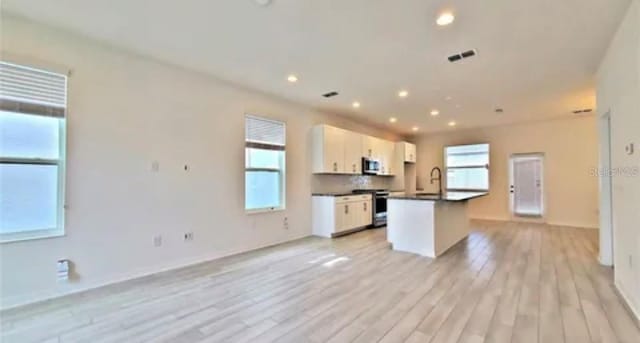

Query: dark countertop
[312,189,390,197]
[312,192,359,197]
[387,191,488,202]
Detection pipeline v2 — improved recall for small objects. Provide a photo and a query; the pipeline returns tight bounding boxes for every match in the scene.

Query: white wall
[0,16,401,309]
[596,0,640,319]
[415,116,600,228]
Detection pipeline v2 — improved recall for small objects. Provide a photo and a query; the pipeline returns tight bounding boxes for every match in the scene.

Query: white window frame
[0,61,67,243]
[444,143,490,192]
[244,115,286,213]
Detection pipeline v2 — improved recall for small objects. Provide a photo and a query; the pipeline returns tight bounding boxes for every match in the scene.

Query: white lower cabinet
[312,194,372,238]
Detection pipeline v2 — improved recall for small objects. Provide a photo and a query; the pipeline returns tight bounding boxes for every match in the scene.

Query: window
[0,61,67,242]
[245,115,285,212]
[444,143,490,191]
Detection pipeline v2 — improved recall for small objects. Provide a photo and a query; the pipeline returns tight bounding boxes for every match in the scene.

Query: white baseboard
[598,256,614,267]
[547,221,598,229]
[614,281,640,324]
[470,216,598,229]
[470,216,509,222]
[1,233,312,311]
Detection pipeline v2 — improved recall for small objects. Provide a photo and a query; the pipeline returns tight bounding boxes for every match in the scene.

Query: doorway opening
[509,153,545,218]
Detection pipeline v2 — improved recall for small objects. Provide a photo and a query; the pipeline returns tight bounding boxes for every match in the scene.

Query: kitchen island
[386,192,488,258]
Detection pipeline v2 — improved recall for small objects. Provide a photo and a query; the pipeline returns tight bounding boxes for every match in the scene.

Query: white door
[510,154,544,217]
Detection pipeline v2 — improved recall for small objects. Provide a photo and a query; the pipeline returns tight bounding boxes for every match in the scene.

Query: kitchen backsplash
[311,174,393,193]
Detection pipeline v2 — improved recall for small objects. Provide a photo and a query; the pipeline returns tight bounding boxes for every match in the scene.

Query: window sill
[0,229,65,244]
[246,207,286,215]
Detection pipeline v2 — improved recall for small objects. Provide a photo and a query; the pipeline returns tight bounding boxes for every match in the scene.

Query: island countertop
[387,191,488,202]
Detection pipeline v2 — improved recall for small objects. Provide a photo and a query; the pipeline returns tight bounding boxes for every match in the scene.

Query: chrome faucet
[430,166,443,197]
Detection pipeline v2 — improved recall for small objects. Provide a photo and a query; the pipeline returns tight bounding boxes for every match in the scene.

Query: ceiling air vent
[322,91,339,98]
[448,49,478,63]
[448,54,462,62]
[461,49,476,58]
[573,108,593,114]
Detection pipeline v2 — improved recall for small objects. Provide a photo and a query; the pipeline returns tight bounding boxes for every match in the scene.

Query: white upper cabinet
[362,135,378,159]
[379,140,396,175]
[311,125,346,173]
[362,136,395,175]
[399,142,417,163]
[344,131,363,174]
[311,124,396,175]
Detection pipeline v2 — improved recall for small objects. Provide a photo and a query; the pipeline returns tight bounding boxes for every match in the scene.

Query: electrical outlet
[57,259,70,282]
[153,235,162,247]
[184,232,194,241]
[283,217,289,230]
[629,254,633,268]
[625,143,634,155]
[151,161,160,172]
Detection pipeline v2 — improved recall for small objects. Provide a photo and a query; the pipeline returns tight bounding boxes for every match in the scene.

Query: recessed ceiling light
[287,75,298,83]
[430,109,440,116]
[436,12,455,26]
[448,121,457,127]
[398,90,409,98]
[389,117,398,123]
[352,101,361,108]
[445,96,452,101]
[412,126,419,132]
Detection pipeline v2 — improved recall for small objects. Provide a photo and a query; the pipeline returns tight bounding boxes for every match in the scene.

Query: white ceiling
[2,0,631,134]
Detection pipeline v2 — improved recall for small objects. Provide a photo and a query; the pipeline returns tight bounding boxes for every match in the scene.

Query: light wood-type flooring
[1,221,639,343]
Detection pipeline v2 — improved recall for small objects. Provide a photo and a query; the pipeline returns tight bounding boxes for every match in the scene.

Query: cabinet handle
[410,154,413,160]
[345,204,349,214]
[333,162,337,172]
[363,202,367,211]
[368,149,372,157]
[353,164,356,172]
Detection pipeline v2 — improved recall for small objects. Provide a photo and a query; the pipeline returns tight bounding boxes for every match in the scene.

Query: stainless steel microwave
[362,157,380,175]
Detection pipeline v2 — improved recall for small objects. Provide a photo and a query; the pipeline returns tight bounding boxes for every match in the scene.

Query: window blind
[245,115,285,150]
[0,61,67,118]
